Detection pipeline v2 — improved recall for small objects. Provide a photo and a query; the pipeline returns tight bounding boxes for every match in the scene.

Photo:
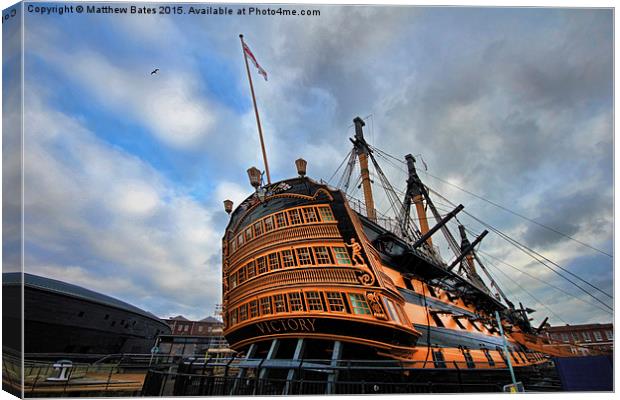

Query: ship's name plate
[256,318,316,334]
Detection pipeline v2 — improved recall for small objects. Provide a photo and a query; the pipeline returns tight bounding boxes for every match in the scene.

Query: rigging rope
[429,187,613,305]
[481,255,570,325]
[368,144,611,258]
[476,248,613,315]
[372,148,462,258]
[339,140,612,319]
[459,221,612,315]
[424,172,612,258]
[327,150,352,185]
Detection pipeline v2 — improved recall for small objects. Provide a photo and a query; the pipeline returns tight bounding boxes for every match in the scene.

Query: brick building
[166,315,223,336]
[544,323,613,355]
[157,315,230,358]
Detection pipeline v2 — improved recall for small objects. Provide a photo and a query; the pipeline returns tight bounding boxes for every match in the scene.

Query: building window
[288,292,304,311]
[177,325,183,332]
[382,298,401,323]
[313,246,331,264]
[260,297,272,315]
[239,305,248,321]
[273,294,287,313]
[395,305,409,325]
[333,247,352,265]
[264,216,275,232]
[326,292,346,312]
[184,325,189,332]
[244,227,253,242]
[275,212,288,228]
[257,257,267,274]
[249,300,259,318]
[348,293,371,315]
[318,206,335,221]
[593,331,603,341]
[230,240,236,253]
[288,209,303,225]
[302,207,318,223]
[253,221,263,237]
[571,333,580,342]
[230,309,238,325]
[561,333,569,343]
[305,291,323,311]
[237,234,244,247]
[198,326,203,332]
[296,247,313,265]
[238,267,246,284]
[281,249,296,267]
[229,273,238,289]
[605,330,613,340]
[268,253,281,270]
[432,349,446,368]
[246,261,256,279]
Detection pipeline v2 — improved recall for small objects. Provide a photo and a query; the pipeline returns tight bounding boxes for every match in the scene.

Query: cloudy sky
[3,3,613,324]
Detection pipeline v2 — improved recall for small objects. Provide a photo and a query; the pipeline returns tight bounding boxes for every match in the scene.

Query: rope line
[368,143,611,258]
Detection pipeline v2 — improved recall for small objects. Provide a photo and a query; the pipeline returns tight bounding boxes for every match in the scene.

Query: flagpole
[239,34,271,185]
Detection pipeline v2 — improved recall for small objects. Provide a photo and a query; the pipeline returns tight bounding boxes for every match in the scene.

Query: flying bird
[150,68,159,75]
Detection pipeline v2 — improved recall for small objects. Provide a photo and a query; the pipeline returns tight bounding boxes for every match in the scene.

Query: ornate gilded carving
[222,258,230,294]
[231,188,334,233]
[366,291,387,320]
[356,270,375,286]
[345,238,365,266]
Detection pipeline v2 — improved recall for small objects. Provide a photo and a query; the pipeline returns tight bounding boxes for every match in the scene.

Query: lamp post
[247,167,262,189]
[295,158,307,178]
[223,200,234,215]
[247,166,267,202]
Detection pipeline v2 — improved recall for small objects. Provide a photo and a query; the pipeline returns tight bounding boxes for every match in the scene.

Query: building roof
[546,323,613,332]
[4,272,167,326]
[199,316,222,323]
[170,315,190,321]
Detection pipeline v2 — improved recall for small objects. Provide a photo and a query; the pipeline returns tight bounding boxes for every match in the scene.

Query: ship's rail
[227,266,361,303]
[345,195,403,234]
[345,194,446,264]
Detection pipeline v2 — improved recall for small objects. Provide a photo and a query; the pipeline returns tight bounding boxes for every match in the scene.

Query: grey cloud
[18,6,612,325]
[522,188,612,249]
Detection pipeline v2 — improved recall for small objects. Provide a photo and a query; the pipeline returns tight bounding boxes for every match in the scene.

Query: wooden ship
[219,116,590,391]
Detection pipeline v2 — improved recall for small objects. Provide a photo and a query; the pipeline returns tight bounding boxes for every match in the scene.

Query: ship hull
[220,178,556,370]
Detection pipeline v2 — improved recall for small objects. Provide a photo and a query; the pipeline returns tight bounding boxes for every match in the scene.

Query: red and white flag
[243,42,268,81]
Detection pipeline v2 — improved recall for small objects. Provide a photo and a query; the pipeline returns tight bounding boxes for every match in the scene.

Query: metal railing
[140,356,559,396]
[141,369,504,395]
[2,351,178,397]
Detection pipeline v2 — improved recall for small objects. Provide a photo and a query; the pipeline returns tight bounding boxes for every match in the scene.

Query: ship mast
[352,117,377,221]
[402,154,433,246]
